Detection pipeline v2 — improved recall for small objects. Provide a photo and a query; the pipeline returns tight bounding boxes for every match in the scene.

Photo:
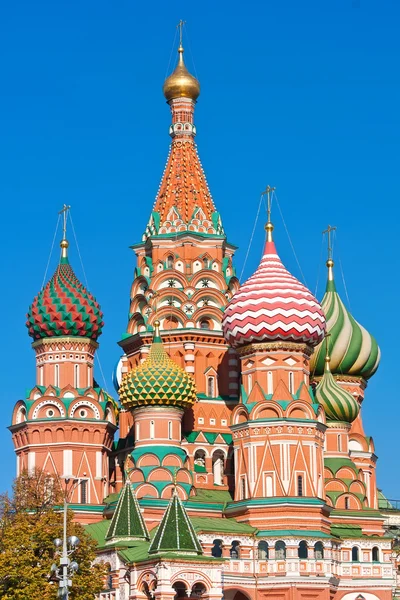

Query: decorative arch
[252,401,284,421]
[31,399,65,420]
[69,400,101,420]
[135,483,159,499]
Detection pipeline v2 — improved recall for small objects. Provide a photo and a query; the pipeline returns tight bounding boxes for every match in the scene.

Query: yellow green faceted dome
[119,322,197,409]
[315,351,360,423]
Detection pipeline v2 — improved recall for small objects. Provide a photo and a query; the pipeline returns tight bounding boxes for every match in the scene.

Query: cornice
[237,341,314,358]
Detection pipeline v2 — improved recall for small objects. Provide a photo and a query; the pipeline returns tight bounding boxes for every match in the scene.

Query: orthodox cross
[262,185,276,224]
[177,20,186,46]
[58,204,71,241]
[322,224,336,261]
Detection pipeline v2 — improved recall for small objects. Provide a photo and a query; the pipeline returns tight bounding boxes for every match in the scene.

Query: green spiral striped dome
[119,321,197,409]
[310,263,380,380]
[315,356,360,423]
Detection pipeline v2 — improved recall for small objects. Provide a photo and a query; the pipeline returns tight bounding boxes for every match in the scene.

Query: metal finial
[322,224,336,281]
[177,19,186,49]
[324,333,331,372]
[58,204,71,258]
[262,185,276,242]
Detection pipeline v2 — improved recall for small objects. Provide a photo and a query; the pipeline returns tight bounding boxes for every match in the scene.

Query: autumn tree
[0,469,106,599]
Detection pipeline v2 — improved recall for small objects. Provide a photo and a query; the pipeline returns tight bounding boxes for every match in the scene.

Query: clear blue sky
[1,0,399,497]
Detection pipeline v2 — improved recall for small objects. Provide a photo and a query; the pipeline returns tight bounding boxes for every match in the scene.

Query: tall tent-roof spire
[105,480,149,545]
[310,226,380,379]
[148,488,203,555]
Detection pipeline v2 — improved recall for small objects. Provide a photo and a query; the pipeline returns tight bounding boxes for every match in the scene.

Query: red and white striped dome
[222,239,326,348]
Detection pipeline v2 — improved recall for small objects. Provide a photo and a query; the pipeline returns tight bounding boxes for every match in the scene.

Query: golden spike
[262,185,276,242]
[58,204,71,258]
[322,224,337,280]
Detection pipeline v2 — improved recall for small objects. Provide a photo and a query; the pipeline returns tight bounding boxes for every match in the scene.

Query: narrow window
[136,422,140,440]
[167,255,174,269]
[372,546,379,562]
[168,421,172,440]
[74,364,79,388]
[314,541,324,560]
[39,366,44,386]
[54,364,59,387]
[150,420,155,439]
[248,373,252,391]
[344,496,349,510]
[338,434,341,452]
[212,539,223,558]
[267,371,273,394]
[297,475,304,497]
[80,480,88,504]
[230,541,240,559]
[288,371,294,394]
[87,366,91,386]
[240,476,246,500]
[298,540,308,559]
[352,546,359,562]
[265,475,273,497]
[203,257,208,269]
[258,541,269,560]
[207,376,215,397]
[275,541,286,560]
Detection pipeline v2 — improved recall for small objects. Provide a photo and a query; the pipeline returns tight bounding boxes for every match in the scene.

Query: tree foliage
[0,470,106,599]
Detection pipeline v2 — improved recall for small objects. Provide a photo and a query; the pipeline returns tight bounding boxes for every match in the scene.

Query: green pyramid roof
[148,491,203,555]
[105,482,149,545]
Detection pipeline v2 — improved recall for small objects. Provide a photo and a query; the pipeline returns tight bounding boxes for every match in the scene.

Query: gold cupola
[163,45,200,102]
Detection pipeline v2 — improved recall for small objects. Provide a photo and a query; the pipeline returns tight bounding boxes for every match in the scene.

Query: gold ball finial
[265,222,274,233]
[154,320,160,327]
[326,258,334,268]
[60,240,69,249]
[163,46,200,102]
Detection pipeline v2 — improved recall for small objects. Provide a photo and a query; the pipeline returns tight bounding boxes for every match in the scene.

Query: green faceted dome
[310,261,380,380]
[315,352,360,423]
[119,322,197,409]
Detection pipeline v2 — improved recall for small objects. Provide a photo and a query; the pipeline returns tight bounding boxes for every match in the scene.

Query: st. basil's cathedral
[9,31,398,600]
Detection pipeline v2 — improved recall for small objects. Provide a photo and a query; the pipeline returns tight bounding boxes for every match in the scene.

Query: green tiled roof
[324,457,359,476]
[191,517,256,535]
[105,482,149,544]
[188,488,233,505]
[131,446,187,465]
[184,430,232,445]
[116,542,150,563]
[149,491,202,555]
[331,524,363,538]
[257,530,330,538]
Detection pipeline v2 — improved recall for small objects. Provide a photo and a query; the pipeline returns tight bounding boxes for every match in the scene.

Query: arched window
[265,475,273,497]
[240,476,246,500]
[297,475,304,497]
[203,257,208,269]
[172,581,188,598]
[191,582,207,598]
[372,546,379,562]
[247,373,252,391]
[212,539,223,557]
[150,420,155,440]
[207,376,215,397]
[74,364,79,387]
[80,479,88,504]
[105,564,113,590]
[194,450,206,471]
[200,319,210,330]
[275,540,286,560]
[212,450,224,486]
[258,541,269,560]
[298,540,308,559]
[136,422,140,441]
[167,255,174,269]
[352,546,359,562]
[337,434,341,452]
[230,540,240,559]
[168,421,172,440]
[314,541,324,560]
[344,496,350,510]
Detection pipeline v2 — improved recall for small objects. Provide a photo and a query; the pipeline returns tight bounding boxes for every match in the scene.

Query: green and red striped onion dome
[310,266,380,379]
[119,321,197,410]
[315,355,359,423]
[26,257,103,341]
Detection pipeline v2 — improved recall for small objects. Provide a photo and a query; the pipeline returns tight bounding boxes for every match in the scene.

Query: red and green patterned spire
[26,213,103,341]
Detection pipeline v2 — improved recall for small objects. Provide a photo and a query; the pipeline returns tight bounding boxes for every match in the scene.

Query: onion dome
[315,343,360,423]
[119,321,197,409]
[163,45,200,102]
[26,237,103,341]
[310,259,380,379]
[222,219,326,348]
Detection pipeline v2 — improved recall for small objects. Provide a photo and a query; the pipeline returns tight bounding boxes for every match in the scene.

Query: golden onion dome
[119,321,197,410]
[163,46,200,102]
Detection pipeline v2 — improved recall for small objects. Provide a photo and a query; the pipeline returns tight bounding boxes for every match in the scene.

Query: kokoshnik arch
[9,26,395,600]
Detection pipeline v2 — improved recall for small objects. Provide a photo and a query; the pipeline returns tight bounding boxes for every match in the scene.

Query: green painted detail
[226,497,325,510]
[149,492,203,555]
[324,458,359,476]
[119,329,197,409]
[330,524,364,538]
[310,273,380,379]
[191,516,256,535]
[256,530,330,538]
[131,480,192,497]
[194,464,207,473]
[117,542,151,563]
[144,256,154,276]
[315,366,359,423]
[189,489,233,504]
[131,446,187,465]
[105,482,149,544]
[184,431,232,445]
